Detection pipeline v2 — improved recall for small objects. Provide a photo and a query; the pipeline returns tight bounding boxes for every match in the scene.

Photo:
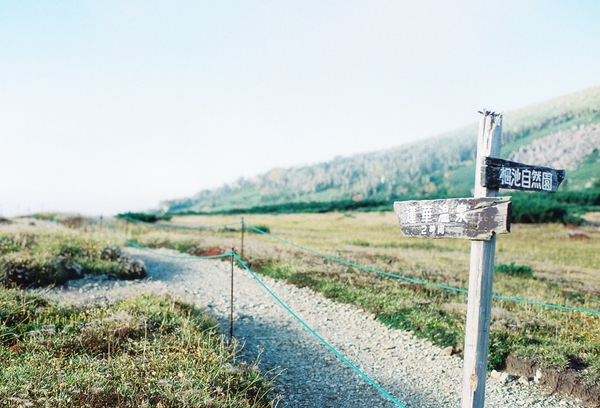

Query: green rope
[245,224,468,293]
[233,253,406,407]
[246,224,600,317]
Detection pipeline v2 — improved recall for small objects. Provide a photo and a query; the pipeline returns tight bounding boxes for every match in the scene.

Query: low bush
[32,212,58,221]
[117,212,172,223]
[494,262,534,278]
[0,232,146,287]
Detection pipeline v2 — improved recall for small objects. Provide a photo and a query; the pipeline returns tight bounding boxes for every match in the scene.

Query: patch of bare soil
[505,355,600,407]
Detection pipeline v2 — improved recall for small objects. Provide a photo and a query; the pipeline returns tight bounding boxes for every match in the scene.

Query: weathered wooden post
[460,111,503,408]
[230,248,235,340]
[241,217,245,259]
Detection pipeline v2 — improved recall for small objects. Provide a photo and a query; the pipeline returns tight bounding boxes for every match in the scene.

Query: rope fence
[244,223,600,317]
[102,215,599,406]
[233,252,406,407]
[103,220,406,407]
[105,216,600,316]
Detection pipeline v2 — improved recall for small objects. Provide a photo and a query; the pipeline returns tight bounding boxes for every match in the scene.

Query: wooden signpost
[393,110,565,408]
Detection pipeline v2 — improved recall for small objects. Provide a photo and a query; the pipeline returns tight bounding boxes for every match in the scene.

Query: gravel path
[35,248,584,408]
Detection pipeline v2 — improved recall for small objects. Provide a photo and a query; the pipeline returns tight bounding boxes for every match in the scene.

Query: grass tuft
[0,288,274,407]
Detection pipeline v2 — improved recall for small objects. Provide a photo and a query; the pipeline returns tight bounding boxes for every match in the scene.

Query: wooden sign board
[481,157,565,192]
[393,197,511,241]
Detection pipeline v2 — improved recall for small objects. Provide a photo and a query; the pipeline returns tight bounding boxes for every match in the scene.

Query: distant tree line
[166,187,600,225]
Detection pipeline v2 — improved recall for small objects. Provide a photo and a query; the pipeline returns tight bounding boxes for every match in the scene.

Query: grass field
[120,211,600,387]
[0,221,275,407]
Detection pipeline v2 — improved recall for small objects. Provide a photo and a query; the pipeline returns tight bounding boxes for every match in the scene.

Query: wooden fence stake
[241,217,245,259]
[230,249,235,340]
[461,111,503,408]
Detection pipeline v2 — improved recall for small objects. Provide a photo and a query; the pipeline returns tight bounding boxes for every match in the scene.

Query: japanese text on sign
[393,197,511,240]
[499,167,553,191]
[482,157,565,192]
[405,202,471,237]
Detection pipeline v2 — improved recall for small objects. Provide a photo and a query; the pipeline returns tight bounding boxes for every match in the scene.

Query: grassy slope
[164,85,600,213]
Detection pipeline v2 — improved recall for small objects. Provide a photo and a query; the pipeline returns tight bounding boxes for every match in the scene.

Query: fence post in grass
[230,249,235,340]
[241,217,245,259]
[461,111,503,408]
[99,215,103,232]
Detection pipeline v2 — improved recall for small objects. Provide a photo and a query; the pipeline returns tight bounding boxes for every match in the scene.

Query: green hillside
[161,86,600,213]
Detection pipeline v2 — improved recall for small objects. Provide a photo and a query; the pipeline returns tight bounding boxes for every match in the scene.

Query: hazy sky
[2,1,600,216]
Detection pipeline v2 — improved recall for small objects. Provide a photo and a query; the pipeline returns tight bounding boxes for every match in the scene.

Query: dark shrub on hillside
[510,194,584,225]
[117,212,172,223]
[554,189,600,206]
[495,262,534,278]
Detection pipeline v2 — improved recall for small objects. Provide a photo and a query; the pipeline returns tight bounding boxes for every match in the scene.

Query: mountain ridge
[161,85,600,213]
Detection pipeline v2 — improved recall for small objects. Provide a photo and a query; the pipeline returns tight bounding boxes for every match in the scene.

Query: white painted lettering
[542,172,552,191]
[455,204,470,223]
[421,206,433,223]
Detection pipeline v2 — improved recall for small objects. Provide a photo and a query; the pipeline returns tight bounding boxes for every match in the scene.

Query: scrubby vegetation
[172,199,391,215]
[169,188,600,225]
[509,189,600,225]
[0,230,146,287]
[0,290,274,407]
[248,225,270,234]
[168,187,600,227]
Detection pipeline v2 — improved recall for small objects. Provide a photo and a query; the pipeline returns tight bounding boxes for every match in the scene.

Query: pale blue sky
[1,1,599,216]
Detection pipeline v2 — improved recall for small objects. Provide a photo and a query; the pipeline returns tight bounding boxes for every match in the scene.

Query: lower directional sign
[393,197,511,240]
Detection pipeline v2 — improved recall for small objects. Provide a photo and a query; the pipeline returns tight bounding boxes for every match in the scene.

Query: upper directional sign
[481,157,565,192]
[393,197,511,240]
